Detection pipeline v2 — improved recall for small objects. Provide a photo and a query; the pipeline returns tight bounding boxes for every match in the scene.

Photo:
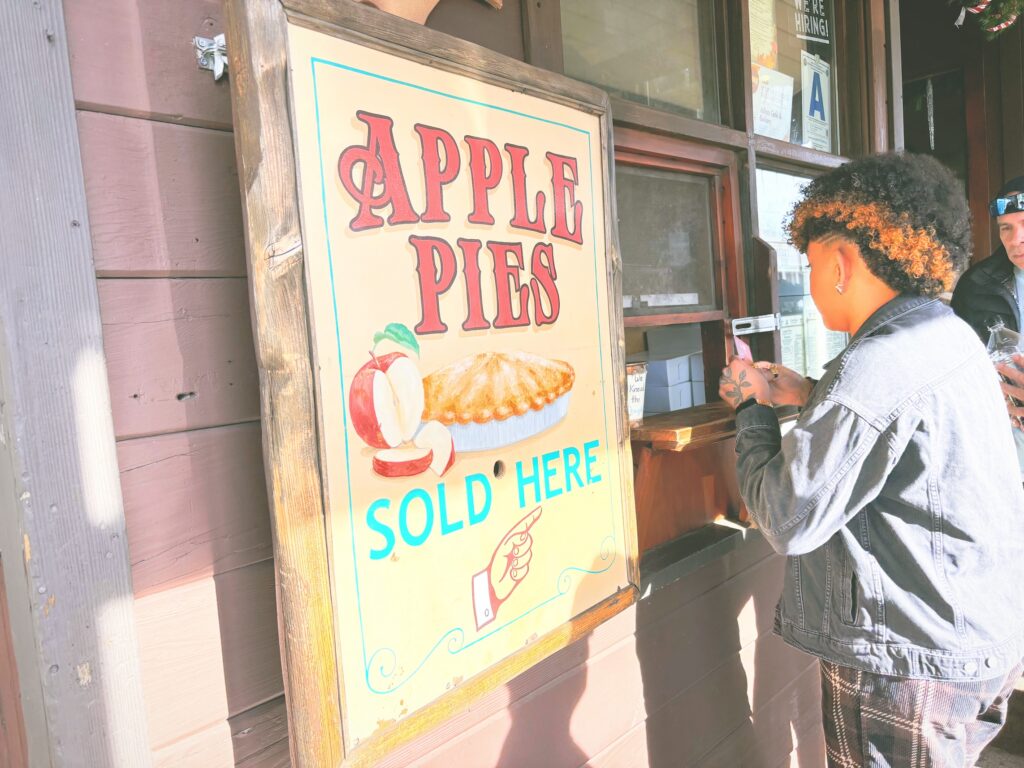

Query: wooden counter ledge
[631,402,799,452]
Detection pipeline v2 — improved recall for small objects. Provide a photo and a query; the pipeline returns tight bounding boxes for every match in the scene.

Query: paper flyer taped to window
[752,64,794,141]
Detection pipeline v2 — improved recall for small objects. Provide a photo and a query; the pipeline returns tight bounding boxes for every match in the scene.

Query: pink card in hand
[733,335,753,362]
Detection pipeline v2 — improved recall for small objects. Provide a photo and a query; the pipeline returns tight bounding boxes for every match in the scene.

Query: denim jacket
[735,295,1024,680]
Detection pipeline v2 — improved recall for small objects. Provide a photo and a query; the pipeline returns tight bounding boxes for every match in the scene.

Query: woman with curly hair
[718,153,1024,767]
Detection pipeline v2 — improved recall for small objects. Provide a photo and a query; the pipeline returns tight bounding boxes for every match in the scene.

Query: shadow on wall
[495,555,610,768]
[636,544,823,768]
[488,536,826,767]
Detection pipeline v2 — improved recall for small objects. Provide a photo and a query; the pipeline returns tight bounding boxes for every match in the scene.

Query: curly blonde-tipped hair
[786,153,971,297]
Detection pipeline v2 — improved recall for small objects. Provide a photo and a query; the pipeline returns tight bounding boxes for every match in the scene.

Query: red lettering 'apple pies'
[422,351,575,452]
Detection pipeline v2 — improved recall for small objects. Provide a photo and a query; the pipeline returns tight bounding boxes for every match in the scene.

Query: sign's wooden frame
[223,1,639,764]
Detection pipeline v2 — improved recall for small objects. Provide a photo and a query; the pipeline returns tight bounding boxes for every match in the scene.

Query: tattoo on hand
[722,368,752,404]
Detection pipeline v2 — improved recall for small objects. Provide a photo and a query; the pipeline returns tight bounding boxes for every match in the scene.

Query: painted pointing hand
[472,507,542,630]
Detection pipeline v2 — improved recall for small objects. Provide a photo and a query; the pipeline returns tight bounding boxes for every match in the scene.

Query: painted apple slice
[372,447,433,478]
[414,420,456,476]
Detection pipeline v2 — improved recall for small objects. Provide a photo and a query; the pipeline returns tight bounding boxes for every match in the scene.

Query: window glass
[903,72,967,186]
[560,0,720,122]
[617,164,718,316]
[756,167,847,376]
[749,0,839,153]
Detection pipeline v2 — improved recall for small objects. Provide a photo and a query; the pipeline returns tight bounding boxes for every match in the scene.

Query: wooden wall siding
[64,0,234,130]
[235,738,290,768]
[78,111,246,277]
[64,0,284,761]
[0,558,28,768]
[151,695,288,768]
[363,535,822,768]
[118,422,272,596]
[98,278,260,440]
[134,559,281,751]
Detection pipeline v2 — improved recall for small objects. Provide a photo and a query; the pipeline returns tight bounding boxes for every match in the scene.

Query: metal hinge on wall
[193,33,228,80]
[731,313,781,336]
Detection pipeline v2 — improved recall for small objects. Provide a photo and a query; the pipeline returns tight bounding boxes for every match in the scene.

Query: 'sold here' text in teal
[365,439,603,560]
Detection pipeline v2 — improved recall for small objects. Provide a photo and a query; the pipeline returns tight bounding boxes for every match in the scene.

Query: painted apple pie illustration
[422,351,575,452]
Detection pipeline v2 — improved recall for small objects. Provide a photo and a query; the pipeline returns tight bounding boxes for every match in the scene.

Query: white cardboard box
[644,381,694,414]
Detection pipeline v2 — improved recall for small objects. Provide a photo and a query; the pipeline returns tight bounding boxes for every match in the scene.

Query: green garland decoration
[955,0,1024,37]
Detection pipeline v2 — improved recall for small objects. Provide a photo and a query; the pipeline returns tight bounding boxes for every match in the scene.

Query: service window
[617,165,720,317]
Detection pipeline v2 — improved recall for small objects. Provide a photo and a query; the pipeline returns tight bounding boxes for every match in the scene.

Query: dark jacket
[734,296,1024,680]
[950,246,1020,343]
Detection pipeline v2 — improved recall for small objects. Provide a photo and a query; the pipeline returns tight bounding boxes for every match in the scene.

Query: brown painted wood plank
[778,725,826,768]
[520,0,562,71]
[634,533,776,625]
[150,695,288,768]
[118,422,271,596]
[0,558,28,768]
[644,652,821,767]
[696,665,822,768]
[583,721,649,768]
[236,738,290,768]
[64,0,233,129]
[135,560,282,751]
[152,722,235,768]
[230,696,289,764]
[149,696,290,768]
[97,278,260,440]
[77,111,245,277]
[427,0,524,61]
[634,557,786,716]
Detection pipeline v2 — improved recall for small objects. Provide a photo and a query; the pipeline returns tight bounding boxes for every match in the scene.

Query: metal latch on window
[193,34,228,81]
[731,313,781,335]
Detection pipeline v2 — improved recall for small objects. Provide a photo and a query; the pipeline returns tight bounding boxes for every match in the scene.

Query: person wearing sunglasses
[720,154,1024,767]
[951,176,1024,340]
[951,175,1024,481]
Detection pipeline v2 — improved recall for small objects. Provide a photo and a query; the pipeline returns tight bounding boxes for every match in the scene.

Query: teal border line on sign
[310,55,618,696]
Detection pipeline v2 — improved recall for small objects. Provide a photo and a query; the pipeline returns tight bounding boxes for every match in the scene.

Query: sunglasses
[990,192,1024,217]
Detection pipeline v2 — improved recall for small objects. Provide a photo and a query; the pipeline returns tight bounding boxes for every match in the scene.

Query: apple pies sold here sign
[288,24,631,745]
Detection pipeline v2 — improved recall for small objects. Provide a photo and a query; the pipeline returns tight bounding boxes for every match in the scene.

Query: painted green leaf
[373,323,420,356]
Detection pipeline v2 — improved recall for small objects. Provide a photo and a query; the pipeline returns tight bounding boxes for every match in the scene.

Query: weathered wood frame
[223,1,639,765]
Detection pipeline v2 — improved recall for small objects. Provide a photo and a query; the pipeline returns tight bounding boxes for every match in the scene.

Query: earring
[835,283,844,294]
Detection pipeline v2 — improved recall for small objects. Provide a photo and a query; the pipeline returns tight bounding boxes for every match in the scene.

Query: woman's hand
[718,358,770,410]
[753,361,814,407]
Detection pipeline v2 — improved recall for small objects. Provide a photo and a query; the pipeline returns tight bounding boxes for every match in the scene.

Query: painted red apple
[349,352,425,448]
[372,447,433,478]
[414,420,456,476]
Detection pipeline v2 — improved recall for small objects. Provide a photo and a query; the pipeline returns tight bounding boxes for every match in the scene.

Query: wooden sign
[224,2,638,764]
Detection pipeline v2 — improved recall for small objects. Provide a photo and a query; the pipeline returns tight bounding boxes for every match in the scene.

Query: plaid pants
[821,659,1024,768]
